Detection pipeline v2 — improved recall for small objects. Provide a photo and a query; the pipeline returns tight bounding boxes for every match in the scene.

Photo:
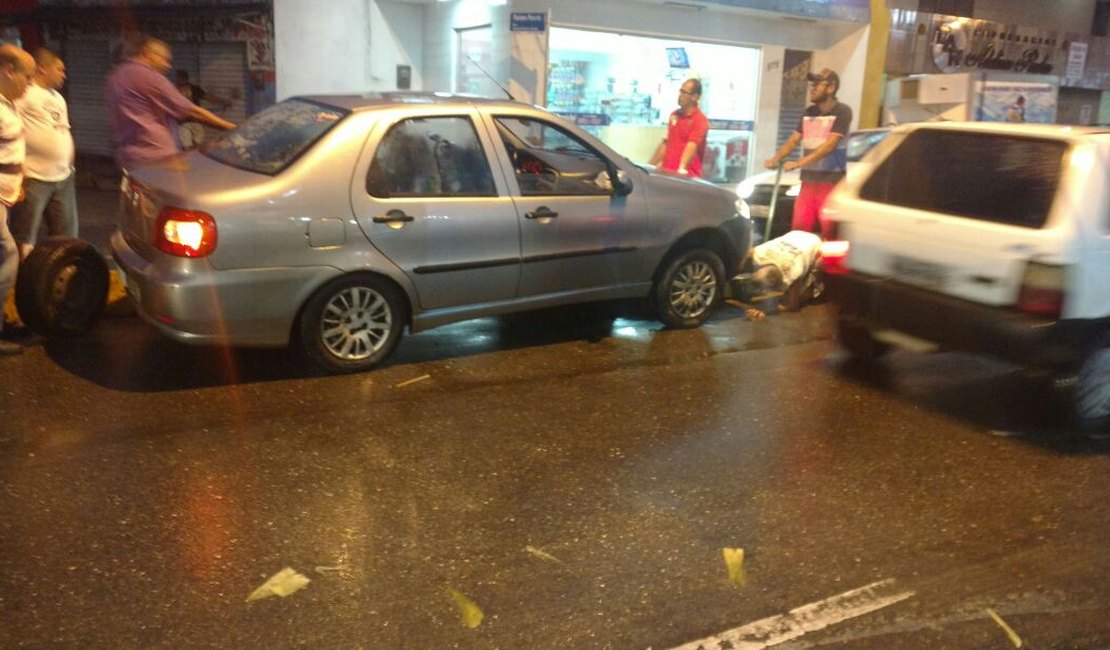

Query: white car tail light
[1016,261,1066,318]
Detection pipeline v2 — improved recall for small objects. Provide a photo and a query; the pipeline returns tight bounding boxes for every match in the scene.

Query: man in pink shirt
[104,36,236,169]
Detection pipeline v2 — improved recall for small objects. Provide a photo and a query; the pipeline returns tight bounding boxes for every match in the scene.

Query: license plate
[890,254,947,288]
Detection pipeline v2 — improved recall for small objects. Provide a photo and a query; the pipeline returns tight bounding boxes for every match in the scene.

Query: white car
[737,128,890,242]
[822,121,1110,434]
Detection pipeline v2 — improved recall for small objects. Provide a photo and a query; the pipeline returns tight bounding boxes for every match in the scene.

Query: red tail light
[155,207,217,257]
[820,240,850,275]
[1017,261,1066,318]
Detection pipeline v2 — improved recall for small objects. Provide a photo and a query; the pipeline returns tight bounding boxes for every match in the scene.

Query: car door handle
[525,207,559,220]
[373,209,415,224]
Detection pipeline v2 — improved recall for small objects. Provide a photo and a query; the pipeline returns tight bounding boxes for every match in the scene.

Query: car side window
[367,116,496,198]
[859,131,1065,229]
[493,116,614,197]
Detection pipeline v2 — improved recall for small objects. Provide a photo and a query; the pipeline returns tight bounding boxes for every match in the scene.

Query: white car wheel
[1075,345,1110,434]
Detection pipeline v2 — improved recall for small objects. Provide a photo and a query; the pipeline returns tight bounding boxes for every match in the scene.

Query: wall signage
[510,12,546,32]
[929,15,1061,75]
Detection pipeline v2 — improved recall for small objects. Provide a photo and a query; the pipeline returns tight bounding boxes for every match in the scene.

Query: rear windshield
[859,130,1066,228]
[204,99,349,175]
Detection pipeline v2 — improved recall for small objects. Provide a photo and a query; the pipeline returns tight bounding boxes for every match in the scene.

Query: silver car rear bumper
[110,230,340,348]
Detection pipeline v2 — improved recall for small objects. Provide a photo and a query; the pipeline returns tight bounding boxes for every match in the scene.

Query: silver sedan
[111,93,751,373]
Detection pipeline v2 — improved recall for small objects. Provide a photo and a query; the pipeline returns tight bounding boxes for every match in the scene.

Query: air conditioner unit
[918,73,971,104]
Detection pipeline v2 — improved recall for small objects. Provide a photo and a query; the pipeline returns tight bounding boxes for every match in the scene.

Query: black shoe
[0,323,30,340]
[0,339,23,356]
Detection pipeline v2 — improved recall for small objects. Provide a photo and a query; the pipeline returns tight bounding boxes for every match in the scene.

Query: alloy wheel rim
[320,286,392,360]
[669,260,717,319]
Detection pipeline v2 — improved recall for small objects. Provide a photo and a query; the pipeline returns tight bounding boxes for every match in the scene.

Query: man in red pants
[763,68,852,240]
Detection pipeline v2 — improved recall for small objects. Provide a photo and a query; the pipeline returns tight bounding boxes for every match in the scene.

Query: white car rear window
[858,130,1066,229]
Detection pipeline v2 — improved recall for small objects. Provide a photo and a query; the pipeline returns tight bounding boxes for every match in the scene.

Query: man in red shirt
[649,78,709,177]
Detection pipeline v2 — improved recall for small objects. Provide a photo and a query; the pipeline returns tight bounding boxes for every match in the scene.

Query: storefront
[273,0,870,178]
[546,28,759,183]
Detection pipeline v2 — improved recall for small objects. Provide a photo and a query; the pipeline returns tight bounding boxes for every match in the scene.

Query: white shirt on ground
[751,230,822,288]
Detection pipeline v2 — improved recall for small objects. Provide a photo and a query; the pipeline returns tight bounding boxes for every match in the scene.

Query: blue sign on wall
[511,12,547,32]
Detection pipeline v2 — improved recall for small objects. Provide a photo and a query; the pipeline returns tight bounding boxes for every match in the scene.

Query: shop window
[367,116,496,198]
[494,116,613,197]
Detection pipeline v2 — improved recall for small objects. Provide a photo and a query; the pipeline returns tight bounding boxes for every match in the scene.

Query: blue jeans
[0,203,18,335]
[9,174,78,245]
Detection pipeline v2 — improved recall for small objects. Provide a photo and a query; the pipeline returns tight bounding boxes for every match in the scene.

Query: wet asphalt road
[2,295,1109,649]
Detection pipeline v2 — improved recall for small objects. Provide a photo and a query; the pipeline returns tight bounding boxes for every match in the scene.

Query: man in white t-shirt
[11,48,77,256]
[0,44,35,355]
[742,230,823,320]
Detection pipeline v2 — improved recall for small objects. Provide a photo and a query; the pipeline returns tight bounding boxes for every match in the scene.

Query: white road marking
[669,579,915,650]
[394,374,431,388]
[985,608,1024,648]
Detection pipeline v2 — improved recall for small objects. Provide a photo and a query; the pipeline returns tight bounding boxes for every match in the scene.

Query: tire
[653,249,725,329]
[15,237,109,337]
[836,316,889,361]
[298,274,406,374]
[1075,342,1110,435]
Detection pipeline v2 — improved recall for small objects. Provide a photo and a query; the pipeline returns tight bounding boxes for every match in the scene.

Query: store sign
[510,12,546,32]
[1066,41,1088,80]
[554,112,610,126]
[929,15,1060,75]
[707,119,754,132]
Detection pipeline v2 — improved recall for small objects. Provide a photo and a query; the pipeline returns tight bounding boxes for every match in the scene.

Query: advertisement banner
[976,81,1057,123]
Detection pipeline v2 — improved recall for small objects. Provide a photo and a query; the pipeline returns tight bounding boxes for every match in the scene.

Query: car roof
[290,92,531,113]
[896,121,1110,139]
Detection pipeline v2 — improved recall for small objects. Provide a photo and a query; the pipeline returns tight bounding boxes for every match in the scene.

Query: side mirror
[612,169,633,196]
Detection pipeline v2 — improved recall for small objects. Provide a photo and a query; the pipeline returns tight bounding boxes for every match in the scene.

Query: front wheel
[298,275,406,374]
[653,249,725,328]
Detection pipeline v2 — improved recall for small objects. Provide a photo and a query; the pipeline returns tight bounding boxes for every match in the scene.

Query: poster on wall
[976,80,1056,123]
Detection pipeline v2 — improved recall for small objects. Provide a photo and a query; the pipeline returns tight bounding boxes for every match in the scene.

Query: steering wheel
[533,169,559,194]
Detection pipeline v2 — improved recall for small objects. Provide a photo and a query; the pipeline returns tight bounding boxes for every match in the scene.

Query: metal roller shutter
[64,40,114,157]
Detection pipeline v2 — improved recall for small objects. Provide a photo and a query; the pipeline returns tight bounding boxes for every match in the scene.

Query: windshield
[204,99,349,175]
[845,130,890,162]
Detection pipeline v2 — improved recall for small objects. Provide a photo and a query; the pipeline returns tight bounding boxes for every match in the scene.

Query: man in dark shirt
[763,68,852,239]
[175,69,232,149]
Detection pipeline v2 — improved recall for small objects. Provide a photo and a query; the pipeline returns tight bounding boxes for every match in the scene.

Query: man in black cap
[763,68,852,239]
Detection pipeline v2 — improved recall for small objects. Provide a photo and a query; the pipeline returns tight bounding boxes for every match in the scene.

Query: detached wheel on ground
[298,274,406,374]
[653,248,725,328]
[15,237,109,337]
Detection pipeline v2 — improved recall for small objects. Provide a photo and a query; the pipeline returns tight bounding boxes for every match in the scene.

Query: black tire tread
[15,237,109,337]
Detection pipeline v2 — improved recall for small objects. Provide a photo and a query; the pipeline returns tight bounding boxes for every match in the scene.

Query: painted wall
[275,0,423,99]
[422,1,510,94]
